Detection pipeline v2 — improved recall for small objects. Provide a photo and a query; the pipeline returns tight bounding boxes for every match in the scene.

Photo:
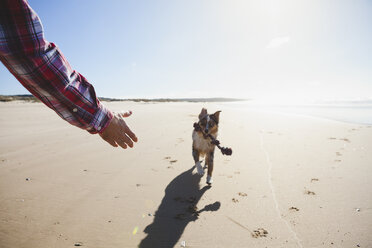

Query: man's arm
[0,0,137,148]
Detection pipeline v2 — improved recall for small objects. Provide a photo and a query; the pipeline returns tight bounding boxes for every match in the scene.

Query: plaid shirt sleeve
[0,0,113,134]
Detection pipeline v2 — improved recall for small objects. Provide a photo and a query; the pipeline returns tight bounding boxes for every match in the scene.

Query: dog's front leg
[193,146,204,176]
[206,151,214,184]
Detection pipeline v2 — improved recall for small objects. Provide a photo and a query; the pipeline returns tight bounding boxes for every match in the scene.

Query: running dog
[192,108,221,185]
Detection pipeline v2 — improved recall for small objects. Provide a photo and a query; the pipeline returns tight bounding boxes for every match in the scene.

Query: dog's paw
[196,162,204,176]
[206,175,213,185]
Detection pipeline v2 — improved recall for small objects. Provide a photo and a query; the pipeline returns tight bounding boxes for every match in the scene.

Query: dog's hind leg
[193,146,204,176]
[206,151,214,184]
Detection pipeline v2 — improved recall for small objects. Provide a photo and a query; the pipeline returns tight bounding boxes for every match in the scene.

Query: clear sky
[1,0,371,102]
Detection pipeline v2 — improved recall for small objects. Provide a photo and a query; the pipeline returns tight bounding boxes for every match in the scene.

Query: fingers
[118,133,133,148]
[119,110,132,118]
[117,111,138,143]
[118,117,138,143]
[99,111,138,150]
[101,132,132,149]
[100,134,119,147]
[108,140,119,147]
[123,125,138,143]
[116,138,128,149]
[110,120,135,148]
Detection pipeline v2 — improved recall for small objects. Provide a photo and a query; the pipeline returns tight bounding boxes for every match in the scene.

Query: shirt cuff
[87,101,114,134]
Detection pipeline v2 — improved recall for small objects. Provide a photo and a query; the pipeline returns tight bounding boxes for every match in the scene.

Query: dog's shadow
[138,166,221,248]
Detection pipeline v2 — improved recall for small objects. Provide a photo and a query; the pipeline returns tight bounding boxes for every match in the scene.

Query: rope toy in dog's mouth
[193,122,233,156]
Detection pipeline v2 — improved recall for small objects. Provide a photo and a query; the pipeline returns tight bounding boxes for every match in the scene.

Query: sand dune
[0,101,371,248]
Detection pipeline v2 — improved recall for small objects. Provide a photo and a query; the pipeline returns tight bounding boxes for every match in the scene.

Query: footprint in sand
[232,198,239,203]
[289,207,300,211]
[164,156,178,164]
[167,166,174,169]
[311,178,319,182]
[336,152,342,156]
[305,190,316,195]
[334,159,342,162]
[164,156,178,165]
[238,192,247,197]
[251,228,268,238]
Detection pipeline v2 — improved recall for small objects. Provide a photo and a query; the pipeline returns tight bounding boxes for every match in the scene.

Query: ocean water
[220,101,372,125]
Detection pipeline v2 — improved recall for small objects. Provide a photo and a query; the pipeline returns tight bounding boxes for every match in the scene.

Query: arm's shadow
[139,166,220,248]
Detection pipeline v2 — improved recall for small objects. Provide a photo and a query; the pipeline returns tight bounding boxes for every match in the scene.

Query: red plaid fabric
[0,0,113,134]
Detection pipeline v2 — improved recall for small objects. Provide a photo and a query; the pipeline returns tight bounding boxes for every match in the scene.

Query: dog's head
[198,108,221,135]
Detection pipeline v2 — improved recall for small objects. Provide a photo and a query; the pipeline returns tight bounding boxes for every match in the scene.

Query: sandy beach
[0,101,371,248]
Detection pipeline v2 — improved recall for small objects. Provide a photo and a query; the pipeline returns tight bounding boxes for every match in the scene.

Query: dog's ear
[199,108,208,120]
[212,111,221,123]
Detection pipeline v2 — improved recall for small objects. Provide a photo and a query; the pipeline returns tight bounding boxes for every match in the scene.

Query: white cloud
[266,36,291,49]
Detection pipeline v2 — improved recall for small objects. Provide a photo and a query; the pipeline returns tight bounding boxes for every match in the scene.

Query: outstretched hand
[99,111,138,149]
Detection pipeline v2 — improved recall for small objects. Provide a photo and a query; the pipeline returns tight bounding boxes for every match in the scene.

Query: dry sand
[0,101,371,248]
